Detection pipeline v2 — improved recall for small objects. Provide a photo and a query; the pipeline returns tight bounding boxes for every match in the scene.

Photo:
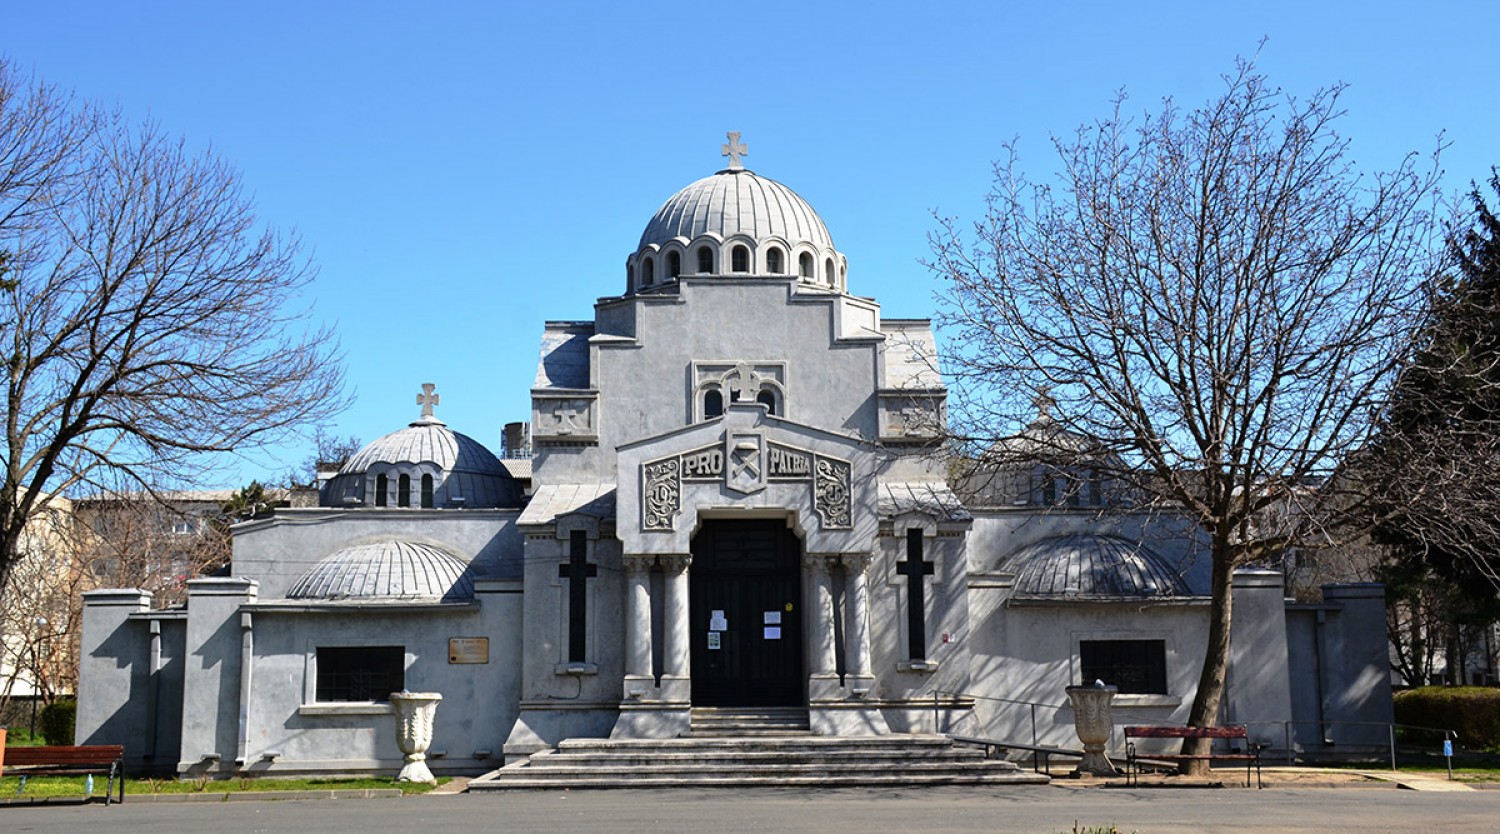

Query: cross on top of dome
[721,131,747,171]
[414,382,443,425]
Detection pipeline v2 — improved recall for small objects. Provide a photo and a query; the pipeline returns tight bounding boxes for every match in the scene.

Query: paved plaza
[3,784,1497,834]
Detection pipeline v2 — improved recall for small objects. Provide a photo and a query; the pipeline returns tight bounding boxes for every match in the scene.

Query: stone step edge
[469,773,1050,790]
[500,762,1025,777]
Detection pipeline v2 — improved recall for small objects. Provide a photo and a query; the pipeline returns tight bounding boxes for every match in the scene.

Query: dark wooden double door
[689,520,804,707]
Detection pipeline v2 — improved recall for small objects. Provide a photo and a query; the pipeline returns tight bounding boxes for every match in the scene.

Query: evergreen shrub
[39,699,76,746]
[1394,686,1500,749]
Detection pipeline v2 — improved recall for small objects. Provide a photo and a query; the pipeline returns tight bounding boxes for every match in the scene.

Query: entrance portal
[689,519,804,707]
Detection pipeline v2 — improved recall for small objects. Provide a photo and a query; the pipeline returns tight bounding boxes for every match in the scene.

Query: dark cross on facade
[416,383,440,420]
[558,530,598,663]
[897,528,935,661]
[721,131,747,170]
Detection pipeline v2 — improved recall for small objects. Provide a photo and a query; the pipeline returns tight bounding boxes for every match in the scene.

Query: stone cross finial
[721,131,747,170]
[1032,387,1055,420]
[416,383,440,420]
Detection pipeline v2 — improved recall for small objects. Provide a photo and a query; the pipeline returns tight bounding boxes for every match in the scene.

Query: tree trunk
[1182,550,1236,775]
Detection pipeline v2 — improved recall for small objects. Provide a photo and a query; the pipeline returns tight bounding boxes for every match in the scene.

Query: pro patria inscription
[640,437,851,531]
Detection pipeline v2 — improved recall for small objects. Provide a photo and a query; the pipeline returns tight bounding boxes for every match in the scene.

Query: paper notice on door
[763,611,781,625]
[764,626,781,640]
[709,611,728,631]
[708,632,721,650]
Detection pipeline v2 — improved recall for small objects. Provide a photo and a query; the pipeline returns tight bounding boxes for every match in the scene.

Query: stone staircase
[468,717,1048,790]
[686,706,812,737]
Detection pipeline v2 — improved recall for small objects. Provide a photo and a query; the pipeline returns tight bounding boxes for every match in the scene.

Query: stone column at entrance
[622,554,655,698]
[806,555,840,700]
[840,553,875,691]
[658,554,692,703]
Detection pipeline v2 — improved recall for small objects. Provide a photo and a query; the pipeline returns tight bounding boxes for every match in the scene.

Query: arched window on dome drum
[731,245,749,273]
[375,474,388,507]
[825,258,836,286]
[704,389,723,419]
[756,389,777,416]
[641,256,654,287]
[398,474,411,508]
[421,474,434,509]
[799,252,814,279]
[667,251,681,279]
[697,247,714,274]
[766,248,784,274]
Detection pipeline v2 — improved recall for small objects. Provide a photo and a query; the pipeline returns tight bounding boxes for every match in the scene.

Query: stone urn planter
[1065,684,1119,776]
[390,691,443,784]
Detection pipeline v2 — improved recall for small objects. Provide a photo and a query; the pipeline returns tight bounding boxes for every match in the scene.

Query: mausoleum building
[77,136,1393,778]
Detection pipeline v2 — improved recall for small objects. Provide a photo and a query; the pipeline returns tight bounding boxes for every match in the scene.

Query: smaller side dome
[320,385,519,508]
[288,540,474,601]
[1000,534,1191,599]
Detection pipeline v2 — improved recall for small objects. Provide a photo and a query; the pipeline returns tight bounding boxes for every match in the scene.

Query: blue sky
[5,1,1495,487]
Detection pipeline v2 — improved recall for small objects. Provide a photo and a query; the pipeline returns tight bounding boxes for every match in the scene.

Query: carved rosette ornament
[642,458,681,531]
[1065,684,1119,776]
[390,691,443,784]
[814,458,852,529]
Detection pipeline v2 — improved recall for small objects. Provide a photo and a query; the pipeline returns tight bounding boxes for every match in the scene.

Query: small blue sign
[1443,739,1454,757]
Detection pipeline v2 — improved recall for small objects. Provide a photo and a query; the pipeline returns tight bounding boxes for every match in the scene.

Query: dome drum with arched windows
[627,134,848,295]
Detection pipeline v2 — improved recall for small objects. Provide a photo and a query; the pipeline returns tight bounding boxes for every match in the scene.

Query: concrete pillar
[622,554,655,697]
[841,553,874,682]
[179,578,257,775]
[1227,569,1293,751]
[805,555,836,676]
[660,555,692,678]
[77,590,152,757]
[1322,583,1394,746]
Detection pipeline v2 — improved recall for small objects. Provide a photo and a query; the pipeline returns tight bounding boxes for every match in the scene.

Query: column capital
[802,554,837,574]
[658,554,692,574]
[622,553,657,573]
[839,552,873,572]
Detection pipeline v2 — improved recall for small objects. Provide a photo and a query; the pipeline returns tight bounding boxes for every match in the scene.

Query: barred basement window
[316,646,405,702]
[1079,639,1167,695]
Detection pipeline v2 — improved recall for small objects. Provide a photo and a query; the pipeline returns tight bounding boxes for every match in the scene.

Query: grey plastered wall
[240,592,523,775]
[230,509,522,599]
[966,595,1210,752]
[1319,583,1394,747]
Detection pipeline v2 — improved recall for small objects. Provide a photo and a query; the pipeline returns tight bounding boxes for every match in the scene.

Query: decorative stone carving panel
[638,435,853,532]
[533,392,599,443]
[877,390,946,443]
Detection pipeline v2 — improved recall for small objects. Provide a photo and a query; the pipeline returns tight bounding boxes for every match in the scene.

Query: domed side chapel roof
[320,384,517,509]
[287,540,475,602]
[1000,534,1193,600]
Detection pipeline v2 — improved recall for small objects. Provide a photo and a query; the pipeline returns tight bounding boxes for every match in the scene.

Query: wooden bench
[3,745,126,804]
[1124,726,1262,789]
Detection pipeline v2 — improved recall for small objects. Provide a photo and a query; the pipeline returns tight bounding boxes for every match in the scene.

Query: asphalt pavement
[2,784,1496,834]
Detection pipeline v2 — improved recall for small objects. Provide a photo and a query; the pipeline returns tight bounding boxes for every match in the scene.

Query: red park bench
[3,744,126,804]
[1124,725,1262,789]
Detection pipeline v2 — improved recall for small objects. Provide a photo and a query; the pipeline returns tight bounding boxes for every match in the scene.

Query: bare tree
[929,59,1443,769]
[0,59,345,595]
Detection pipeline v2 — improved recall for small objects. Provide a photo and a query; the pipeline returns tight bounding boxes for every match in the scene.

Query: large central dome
[625,134,848,295]
[637,169,835,252]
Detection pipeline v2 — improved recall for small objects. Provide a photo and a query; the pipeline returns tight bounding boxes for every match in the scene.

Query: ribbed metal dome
[287,540,474,601]
[338,417,502,476]
[638,169,835,251]
[1001,534,1191,599]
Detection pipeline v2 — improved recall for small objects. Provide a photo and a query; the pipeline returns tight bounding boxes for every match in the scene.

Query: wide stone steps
[469,734,1049,790]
